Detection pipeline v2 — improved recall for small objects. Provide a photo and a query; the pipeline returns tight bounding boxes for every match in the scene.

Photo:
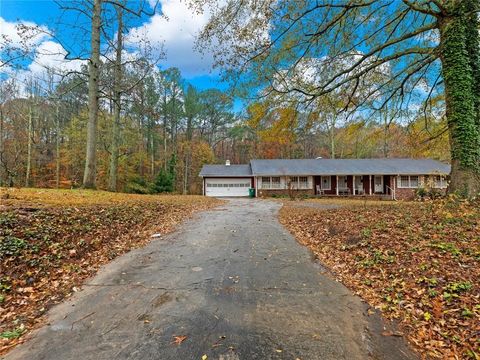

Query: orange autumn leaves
[279,198,479,359]
[247,103,298,159]
[0,189,221,355]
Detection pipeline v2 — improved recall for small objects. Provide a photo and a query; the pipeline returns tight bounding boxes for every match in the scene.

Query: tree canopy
[193,0,480,196]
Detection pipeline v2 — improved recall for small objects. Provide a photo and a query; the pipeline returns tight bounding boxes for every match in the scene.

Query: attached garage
[205,178,251,197]
[199,162,254,197]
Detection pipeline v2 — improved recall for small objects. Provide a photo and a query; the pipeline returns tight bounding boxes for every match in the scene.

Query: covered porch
[314,175,395,197]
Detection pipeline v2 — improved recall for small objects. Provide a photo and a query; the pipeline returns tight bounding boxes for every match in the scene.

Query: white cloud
[1,17,86,94]
[126,0,214,77]
[28,40,85,75]
[0,16,49,49]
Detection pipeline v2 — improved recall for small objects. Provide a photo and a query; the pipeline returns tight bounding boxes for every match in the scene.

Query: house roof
[199,164,252,177]
[199,158,451,177]
[249,158,451,176]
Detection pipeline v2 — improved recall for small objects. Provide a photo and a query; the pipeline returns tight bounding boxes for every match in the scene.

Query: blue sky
[0,0,231,102]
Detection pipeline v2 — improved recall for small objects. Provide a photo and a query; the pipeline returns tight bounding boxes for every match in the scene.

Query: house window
[261,177,271,189]
[434,175,447,188]
[399,176,409,188]
[410,176,419,187]
[288,176,298,189]
[271,177,281,188]
[398,175,420,188]
[299,176,308,189]
[321,176,331,190]
[338,176,348,189]
[288,176,310,189]
[261,176,281,189]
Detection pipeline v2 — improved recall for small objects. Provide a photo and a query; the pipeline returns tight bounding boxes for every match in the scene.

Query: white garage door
[205,178,251,197]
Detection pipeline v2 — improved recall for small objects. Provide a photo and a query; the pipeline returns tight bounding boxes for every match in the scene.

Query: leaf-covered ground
[0,188,221,354]
[279,198,479,359]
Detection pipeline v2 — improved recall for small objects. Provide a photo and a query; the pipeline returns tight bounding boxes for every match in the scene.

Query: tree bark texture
[108,5,123,192]
[83,0,102,189]
[439,9,480,197]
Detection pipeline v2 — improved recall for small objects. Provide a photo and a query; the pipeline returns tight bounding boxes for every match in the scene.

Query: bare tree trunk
[25,102,33,187]
[383,104,389,158]
[150,132,155,177]
[329,116,336,159]
[163,106,167,171]
[183,154,189,194]
[108,5,123,192]
[163,128,167,171]
[83,0,102,189]
[55,104,61,188]
[183,113,193,194]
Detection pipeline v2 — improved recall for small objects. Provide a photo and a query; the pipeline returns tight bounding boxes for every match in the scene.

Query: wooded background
[2,0,477,195]
[0,68,449,194]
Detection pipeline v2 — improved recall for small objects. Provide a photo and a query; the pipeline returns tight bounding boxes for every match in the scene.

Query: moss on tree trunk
[439,7,480,197]
[465,0,480,128]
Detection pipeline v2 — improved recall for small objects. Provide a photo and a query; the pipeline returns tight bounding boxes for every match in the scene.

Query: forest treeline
[0,66,449,194]
[3,0,470,195]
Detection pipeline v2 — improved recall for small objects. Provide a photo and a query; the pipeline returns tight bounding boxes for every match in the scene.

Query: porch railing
[386,185,396,201]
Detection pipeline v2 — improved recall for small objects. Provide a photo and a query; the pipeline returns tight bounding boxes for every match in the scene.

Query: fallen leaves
[171,335,188,345]
[0,189,221,355]
[280,197,480,359]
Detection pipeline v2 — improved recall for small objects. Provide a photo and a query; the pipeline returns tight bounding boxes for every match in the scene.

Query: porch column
[369,175,372,195]
[353,175,356,195]
[393,175,396,200]
[336,175,339,196]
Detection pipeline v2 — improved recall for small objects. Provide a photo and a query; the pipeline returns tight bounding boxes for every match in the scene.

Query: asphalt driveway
[3,199,417,360]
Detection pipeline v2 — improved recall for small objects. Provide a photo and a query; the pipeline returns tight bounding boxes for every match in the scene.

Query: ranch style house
[199,158,450,200]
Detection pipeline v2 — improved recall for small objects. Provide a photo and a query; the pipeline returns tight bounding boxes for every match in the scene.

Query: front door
[374,175,383,193]
[355,176,363,194]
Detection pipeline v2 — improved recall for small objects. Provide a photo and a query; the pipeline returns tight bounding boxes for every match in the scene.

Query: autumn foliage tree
[194,0,480,197]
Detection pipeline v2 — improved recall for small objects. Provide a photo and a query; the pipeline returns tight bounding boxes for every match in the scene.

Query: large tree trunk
[25,102,33,187]
[465,0,480,128]
[83,0,102,189]
[439,11,480,197]
[108,5,123,192]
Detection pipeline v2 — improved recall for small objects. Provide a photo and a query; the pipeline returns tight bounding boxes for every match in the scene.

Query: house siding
[258,188,315,197]
[393,176,447,200]
[395,188,416,200]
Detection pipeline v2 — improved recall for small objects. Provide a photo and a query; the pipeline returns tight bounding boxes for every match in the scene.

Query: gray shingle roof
[249,158,450,176]
[199,164,252,177]
[199,159,451,177]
